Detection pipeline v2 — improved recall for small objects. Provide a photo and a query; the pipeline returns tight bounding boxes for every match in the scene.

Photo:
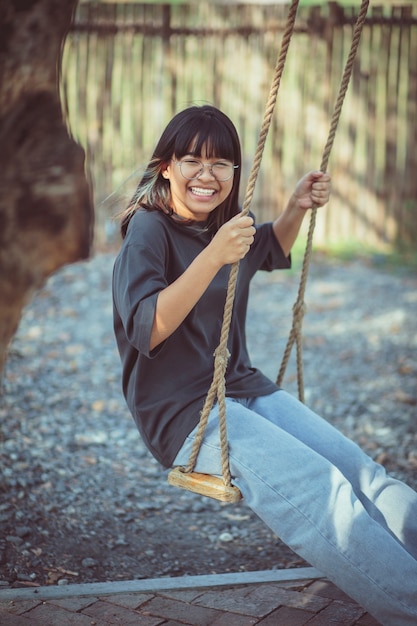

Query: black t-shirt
[112,209,290,467]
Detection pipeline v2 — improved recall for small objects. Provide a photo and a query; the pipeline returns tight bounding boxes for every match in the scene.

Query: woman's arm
[150,213,256,350]
[273,171,331,257]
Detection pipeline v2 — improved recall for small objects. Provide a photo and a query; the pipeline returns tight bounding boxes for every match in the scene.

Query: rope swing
[277,0,371,400]
[168,0,370,502]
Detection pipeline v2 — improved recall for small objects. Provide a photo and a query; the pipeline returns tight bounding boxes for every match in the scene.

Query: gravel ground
[0,250,416,590]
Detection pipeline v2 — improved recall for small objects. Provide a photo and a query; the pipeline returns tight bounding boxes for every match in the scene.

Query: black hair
[120,105,242,238]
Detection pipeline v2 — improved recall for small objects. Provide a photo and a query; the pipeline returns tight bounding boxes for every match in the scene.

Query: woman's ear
[161,162,171,179]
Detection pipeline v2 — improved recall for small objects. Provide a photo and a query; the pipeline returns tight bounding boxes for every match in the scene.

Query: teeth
[190,187,215,196]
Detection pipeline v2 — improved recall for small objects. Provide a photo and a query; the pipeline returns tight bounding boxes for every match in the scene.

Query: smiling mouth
[190,187,216,197]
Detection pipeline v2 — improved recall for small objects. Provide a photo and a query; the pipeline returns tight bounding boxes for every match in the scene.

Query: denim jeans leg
[173,393,417,626]
[251,390,417,560]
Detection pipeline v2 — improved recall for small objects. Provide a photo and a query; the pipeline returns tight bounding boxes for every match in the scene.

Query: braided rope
[277,0,370,399]
[185,0,369,485]
[185,0,301,483]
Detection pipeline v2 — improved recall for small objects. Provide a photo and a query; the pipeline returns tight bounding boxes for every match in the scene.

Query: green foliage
[299,0,397,5]
[306,240,417,274]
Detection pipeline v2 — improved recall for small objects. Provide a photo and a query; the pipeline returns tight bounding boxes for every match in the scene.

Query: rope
[185,0,370,485]
[185,0,301,483]
[277,0,370,400]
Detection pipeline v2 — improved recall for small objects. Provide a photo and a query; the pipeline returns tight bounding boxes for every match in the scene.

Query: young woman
[112,104,417,625]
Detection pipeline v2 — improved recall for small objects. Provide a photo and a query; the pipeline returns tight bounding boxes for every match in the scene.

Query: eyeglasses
[173,159,239,182]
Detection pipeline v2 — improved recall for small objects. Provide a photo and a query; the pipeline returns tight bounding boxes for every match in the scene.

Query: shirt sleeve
[250,220,291,273]
[113,215,168,358]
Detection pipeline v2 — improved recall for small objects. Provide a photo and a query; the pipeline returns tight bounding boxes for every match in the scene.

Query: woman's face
[162,145,235,222]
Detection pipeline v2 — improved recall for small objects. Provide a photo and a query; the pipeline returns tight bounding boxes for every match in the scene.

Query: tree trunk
[0,0,93,374]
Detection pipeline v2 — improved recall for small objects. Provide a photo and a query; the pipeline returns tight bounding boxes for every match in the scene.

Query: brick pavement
[0,570,383,625]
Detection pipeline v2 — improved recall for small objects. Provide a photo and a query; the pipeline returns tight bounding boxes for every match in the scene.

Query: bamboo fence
[61,2,417,250]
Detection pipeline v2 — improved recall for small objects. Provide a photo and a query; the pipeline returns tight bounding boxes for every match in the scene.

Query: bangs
[173,115,239,164]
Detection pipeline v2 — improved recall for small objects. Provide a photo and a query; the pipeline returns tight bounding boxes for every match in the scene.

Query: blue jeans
[173,390,417,625]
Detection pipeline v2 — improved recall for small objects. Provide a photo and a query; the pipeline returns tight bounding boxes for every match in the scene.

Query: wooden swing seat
[168,467,242,503]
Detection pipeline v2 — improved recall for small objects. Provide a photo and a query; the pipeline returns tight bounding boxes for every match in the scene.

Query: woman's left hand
[294,171,331,210]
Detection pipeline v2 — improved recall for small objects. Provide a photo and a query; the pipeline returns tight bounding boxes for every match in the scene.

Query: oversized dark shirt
[112,209,290,467]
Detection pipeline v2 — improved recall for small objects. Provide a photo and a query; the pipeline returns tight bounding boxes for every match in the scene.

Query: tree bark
[0,0,93,374]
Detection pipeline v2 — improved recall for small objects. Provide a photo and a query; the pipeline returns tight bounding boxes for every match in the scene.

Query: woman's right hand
[209,214,256,266]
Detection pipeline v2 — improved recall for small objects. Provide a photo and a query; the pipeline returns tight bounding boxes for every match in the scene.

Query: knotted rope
[277,0,370,400]
[184,0,301,484]
[184,0,370,486]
